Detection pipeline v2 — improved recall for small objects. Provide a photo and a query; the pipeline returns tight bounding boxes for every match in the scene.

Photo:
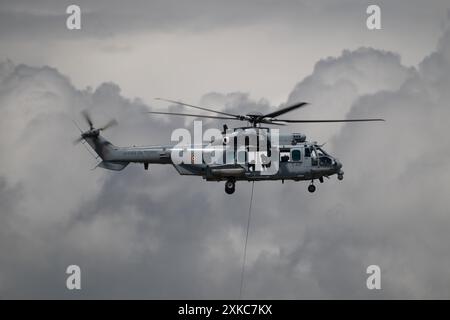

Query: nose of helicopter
[335,160,343,170]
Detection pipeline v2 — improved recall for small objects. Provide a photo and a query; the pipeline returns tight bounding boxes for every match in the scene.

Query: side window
[304,147,311,157]
[226,150,235,164]
[292,149,301,162]
[237,150,247,163]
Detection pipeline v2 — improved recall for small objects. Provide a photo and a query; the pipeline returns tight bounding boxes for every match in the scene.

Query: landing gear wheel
[225,180,235,194]
[308,184,316,193]
[338,174,344,181]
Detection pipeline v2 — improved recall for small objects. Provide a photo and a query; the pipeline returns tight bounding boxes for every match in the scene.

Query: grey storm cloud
[285,47,414,144]
[2,20,450,299]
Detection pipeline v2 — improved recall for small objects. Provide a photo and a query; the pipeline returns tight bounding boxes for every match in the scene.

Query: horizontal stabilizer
[98,161,129,171]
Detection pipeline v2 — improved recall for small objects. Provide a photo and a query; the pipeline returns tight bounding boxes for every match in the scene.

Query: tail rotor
[73,110,118,145]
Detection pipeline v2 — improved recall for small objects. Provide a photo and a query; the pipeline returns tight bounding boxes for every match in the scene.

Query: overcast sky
[1,0,450,299]
[1,0,450,105]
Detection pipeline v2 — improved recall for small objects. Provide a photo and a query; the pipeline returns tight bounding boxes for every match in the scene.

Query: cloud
[0,61,264,298]
[242,28,450,299]
[285,47,414,144]
[2,20,450,299]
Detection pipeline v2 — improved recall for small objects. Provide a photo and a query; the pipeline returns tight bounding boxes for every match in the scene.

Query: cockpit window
[319,156,333,166]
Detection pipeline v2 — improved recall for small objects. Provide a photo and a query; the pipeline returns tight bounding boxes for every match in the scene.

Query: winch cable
[239,181,255,300]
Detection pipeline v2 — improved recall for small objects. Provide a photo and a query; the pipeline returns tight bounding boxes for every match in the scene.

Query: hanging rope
[239,181,255,299]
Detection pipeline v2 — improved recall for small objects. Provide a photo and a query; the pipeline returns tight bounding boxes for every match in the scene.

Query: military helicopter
[74,98,384,194]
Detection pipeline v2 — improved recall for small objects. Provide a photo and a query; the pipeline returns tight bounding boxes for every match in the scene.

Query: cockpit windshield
[314,146,334,166]
[315,146,329,156]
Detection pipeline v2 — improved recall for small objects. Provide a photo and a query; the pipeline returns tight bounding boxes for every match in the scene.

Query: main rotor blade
[99,119,118,131]
[147,111,238,120]
[263,102,309,119]
[81,110,94,129]
[259,119,286,126]
[277,118,385,123]
[155,98,239,118]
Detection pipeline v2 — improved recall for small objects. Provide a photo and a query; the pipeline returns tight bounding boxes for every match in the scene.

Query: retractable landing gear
[225,179,236,194]
[308,181,316,193]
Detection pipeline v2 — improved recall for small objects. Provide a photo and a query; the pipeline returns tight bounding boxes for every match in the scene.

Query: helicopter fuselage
[83,127,344,194]
[77,97,383,194]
